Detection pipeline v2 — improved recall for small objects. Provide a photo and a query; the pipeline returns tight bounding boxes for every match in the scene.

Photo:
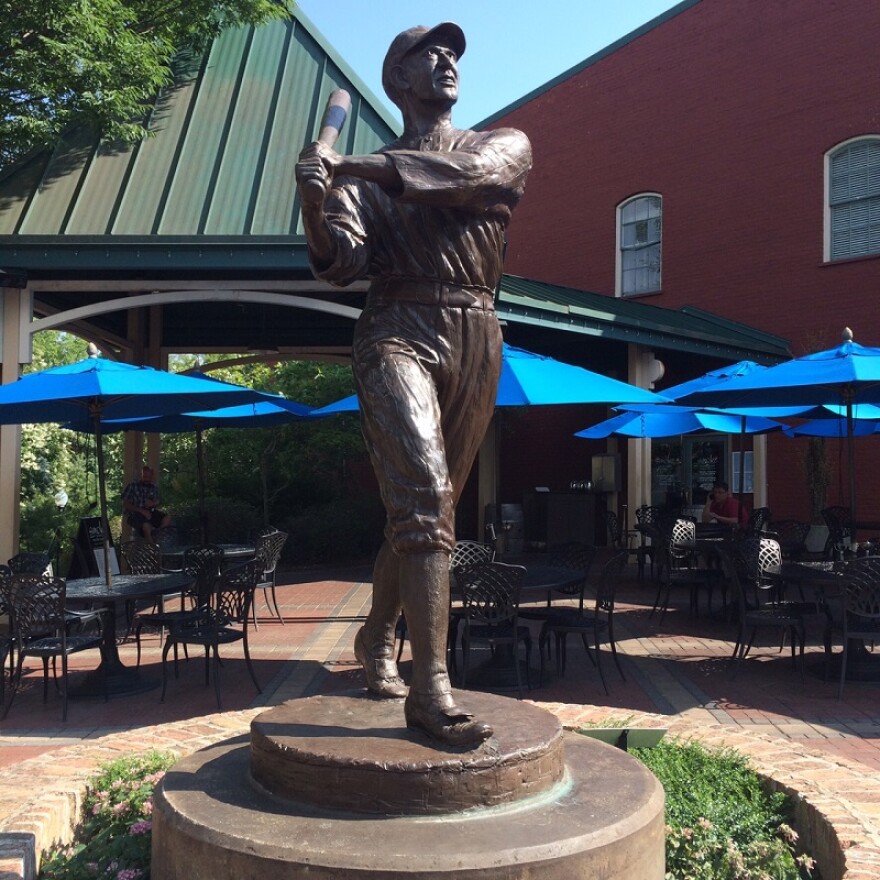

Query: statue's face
[398,41,459,107]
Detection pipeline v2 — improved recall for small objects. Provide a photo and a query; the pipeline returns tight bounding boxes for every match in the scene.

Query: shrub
[632,738,816,879]
[40,751,175,880]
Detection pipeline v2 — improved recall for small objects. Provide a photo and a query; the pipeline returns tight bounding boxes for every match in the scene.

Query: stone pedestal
[152,690,664,879]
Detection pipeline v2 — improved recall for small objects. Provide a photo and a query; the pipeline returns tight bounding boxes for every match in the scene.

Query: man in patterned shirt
[122,466,172,541]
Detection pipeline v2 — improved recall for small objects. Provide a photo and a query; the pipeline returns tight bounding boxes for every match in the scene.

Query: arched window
[618,194,662,296]
[827,137,880,261]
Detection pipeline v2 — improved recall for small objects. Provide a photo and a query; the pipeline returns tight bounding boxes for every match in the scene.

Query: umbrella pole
[738,416,747,515]
[846,392,857,525]
[196,424,207,544]
[92,410,113,587]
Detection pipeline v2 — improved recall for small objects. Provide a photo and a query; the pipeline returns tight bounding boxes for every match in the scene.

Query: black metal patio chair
[2,573,107,721]
[538,549,628,694]
[457,561,531,698]
[160,560,262,710]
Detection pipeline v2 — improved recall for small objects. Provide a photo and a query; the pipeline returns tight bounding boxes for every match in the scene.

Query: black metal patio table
[65,572,193,697]
[160,543,255,572]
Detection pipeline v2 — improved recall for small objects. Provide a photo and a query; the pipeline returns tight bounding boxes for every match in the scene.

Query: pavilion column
[143,304,165,476]
[626,346,664,524]
[0,287,33,561]
[123,305,146,492]
[752,434,768,509]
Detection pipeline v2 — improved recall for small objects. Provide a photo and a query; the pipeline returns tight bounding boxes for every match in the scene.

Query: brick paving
[1,558,879,878]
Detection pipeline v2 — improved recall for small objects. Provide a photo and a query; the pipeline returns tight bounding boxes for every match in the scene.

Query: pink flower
[115,869,143,880]
[142,798,153,815]
[128,820,152,835]
[112,801,130,816]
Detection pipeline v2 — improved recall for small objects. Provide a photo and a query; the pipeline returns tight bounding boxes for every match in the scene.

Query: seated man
[123,465,172,541]
[701,480,747,527]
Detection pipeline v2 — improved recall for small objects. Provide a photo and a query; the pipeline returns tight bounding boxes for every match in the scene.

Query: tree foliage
[0,0,292,168]
[163,355,366,535]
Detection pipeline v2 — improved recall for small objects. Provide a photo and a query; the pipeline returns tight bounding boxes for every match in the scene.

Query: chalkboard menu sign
[67,516,120,578]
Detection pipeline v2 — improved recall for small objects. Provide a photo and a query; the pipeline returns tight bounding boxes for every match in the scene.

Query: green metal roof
[0,8,399,248]
[497,275,791,362]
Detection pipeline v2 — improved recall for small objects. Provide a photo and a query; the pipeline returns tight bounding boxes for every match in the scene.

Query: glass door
[686,436,727,507]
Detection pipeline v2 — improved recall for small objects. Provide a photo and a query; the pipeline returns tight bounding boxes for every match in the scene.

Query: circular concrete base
[152,693,665,879]
[251,691,565,814]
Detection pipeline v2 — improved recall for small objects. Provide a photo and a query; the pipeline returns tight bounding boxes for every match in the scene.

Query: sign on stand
[67,516,120,578]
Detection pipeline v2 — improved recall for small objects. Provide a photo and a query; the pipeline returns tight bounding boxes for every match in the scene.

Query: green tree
[162,356,365,532]
[0,0,292,168]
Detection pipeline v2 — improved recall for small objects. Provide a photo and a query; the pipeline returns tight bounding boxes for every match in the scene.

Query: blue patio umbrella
[0,349,268,584]
[785,419,880,438]
[674,329,880,521]
[311,343,669,415]
[101,396,315,432]
[0,356,266,428]
[782,403,880,437]
[576,409,783,439]
[576,361,786,505]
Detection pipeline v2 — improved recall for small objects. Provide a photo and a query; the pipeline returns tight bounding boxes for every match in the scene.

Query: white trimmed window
[827,137,880,261]
[618,194,662,296]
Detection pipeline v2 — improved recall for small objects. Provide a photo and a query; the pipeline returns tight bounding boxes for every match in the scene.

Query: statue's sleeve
[307,180,374,287]
[387,129,532,218]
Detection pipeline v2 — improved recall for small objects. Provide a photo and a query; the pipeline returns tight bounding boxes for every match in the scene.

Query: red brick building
[486,0,880,526]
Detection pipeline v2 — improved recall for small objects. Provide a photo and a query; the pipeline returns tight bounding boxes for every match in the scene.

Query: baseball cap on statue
[382,22,466,107]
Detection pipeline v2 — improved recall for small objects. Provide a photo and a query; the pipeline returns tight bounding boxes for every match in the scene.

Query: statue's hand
[296,141,340,205]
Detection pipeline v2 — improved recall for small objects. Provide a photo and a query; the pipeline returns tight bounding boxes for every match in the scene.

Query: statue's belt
[369,278,495,311]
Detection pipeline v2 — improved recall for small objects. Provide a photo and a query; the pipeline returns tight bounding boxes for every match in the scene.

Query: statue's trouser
[352,284,502,727]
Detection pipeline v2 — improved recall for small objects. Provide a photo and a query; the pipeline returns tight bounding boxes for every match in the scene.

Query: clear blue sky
[295,0,687,128]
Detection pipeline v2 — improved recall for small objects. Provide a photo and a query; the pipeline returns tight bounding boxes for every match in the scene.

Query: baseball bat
[302,88,351,200]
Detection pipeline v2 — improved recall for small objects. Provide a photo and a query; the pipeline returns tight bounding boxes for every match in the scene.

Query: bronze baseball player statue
[296,22,531,746]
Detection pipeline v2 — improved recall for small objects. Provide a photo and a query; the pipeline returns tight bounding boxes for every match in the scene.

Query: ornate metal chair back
[546,542,597,605]
[669,518,696,567]
[746,506,773,536]
[841,557,880,618]
[7,552,51,575]
[458,562,526,628]
[822,505,854,550]
[119,539,161,575]
[737,535,783,605]
[635,505,662,527]
[7,574,67,646]
[451,540,494,571]
[595,550,628,614]
[214,560,261,627]
[768,519,811,559]
[182,545,224,608]
[254,530,288,578]
[601,509,624,549]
